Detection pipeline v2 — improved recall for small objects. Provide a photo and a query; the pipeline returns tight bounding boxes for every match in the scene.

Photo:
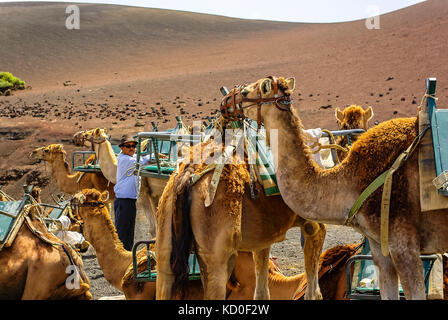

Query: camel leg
[155,266,175,300]
[138,178,158,239]
[388,234,426,300]
[137,192,157,239]
[147,195,159,238]
[155,204,174,299]
[369,238,399,300]
[302,221,326,300]
[197,251,235,299]
[252,248,271,300]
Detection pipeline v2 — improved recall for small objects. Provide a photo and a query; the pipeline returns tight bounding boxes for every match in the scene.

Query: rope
[0,190,15,201]
[417,93,438,112]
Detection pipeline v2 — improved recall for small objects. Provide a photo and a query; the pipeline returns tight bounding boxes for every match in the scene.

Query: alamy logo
[365,5,380,29]
[66,5,80,30]
[65,265,80,289]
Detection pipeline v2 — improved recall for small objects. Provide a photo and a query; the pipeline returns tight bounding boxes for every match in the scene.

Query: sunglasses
[122,143,137,149]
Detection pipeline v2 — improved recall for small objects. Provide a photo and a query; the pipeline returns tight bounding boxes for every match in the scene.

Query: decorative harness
[220,76,293,128]
[186,76,293,205]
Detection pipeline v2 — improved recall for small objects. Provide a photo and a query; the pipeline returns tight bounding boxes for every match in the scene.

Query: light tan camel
[29,144,115,203]
[238,75,448,300]
[156,135,326,300]
[72,188,204,299]
[0,204,92,299]
[334,105,374,160]
[228,244,360,300]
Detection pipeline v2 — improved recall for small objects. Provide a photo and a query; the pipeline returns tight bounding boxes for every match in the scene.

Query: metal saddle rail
[0,185,34,250]
[345,238,437,300]
[72,150,100,173]
[134,131,202,178]
[132,240,201,282]
[321,129,366,165]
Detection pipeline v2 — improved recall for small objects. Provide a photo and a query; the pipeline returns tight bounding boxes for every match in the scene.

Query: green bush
[0,72,26,92]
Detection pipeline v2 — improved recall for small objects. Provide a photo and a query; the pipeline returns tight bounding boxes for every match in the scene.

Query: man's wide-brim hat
[119,134,137,147]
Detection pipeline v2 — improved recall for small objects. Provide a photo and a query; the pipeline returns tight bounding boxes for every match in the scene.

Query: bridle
[220,76,293,127]
[70,197,106,222]
[73,131,108,150]
[73,130,110,165]
[219,76,293,200]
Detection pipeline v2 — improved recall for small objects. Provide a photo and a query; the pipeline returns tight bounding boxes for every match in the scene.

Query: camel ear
[75,192,86,204]
[100,191,110,202]
[285,77,295,91]
[260,78,272,95]
[364,106,374,121]
[103,128,108,134]
[94,128,100,135]
[335,108,344,122]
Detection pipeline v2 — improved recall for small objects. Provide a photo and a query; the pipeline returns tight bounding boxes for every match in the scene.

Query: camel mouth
[72,132,88,146]
[28,151,42,163]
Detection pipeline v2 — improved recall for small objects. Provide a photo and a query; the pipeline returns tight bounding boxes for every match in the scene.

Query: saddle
[418,78,448,212]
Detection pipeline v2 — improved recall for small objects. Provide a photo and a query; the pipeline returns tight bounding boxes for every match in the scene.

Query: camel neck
[49,154,81,194]
[263,107,358,224]
[94,140,117,183]
[82,209,132,290]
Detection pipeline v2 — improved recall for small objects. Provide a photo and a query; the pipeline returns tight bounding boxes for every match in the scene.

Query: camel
[156,132,326,299]
[228,244,360,300]
[236,75,448,300]
[73,188,354,300]
[334,105,374,161]
[29,144,115,204]
[72,188,206,299]
[0,203,92,299]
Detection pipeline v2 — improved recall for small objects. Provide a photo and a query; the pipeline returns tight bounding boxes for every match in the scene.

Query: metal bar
[345,254,438,300]
[136,132,201,142]
[321,129,365,137]
[152,138,161,175]
[132,240,155,281]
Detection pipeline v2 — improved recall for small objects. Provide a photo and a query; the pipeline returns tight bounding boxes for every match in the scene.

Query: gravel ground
[82,206,364,299]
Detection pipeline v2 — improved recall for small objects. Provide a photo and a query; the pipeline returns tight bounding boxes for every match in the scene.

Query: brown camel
[156,133,326,299]
[237,75,448,300]
[0,203,92,299]
[74,189,354,300]
[334,105,374,161]
[29,144,115,203]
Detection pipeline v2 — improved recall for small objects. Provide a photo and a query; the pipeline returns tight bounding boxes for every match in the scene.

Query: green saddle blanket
[0,199,29,250]
[242,119,280,196]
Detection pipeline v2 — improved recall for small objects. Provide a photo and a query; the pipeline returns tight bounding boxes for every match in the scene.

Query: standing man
[114,134,150,250]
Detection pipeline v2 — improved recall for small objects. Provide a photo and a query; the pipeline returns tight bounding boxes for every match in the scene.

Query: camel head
[72,128,108,148]
[335,105,373,131]
[30,144,66,163]
[31,186,41,203]
[72,189,110,221]
[237,76,295,124]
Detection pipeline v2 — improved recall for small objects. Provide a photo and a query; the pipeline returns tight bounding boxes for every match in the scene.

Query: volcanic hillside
[0,0,447,199]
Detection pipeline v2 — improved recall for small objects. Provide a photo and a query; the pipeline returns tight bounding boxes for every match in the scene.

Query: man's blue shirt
[114,153,150,199]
